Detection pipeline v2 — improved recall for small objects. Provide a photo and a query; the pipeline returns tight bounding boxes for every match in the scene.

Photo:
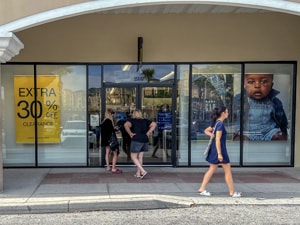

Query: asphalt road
[0,205,299,225]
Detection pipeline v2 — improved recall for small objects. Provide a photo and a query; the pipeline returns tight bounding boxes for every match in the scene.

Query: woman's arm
[146,121,157,137]
[204,126,214,138]
[215,130,223,162]
[124,121,135,138]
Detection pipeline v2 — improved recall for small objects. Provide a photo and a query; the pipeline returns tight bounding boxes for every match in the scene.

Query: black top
[117,120,131,139]
[129,118,152,143]
[100,119,115,147]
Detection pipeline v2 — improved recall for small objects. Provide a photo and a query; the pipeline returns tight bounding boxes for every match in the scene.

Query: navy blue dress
[206,121,230,164]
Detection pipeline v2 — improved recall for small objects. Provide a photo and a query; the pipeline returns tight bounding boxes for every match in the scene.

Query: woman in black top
[124,109,156,179]
[101,109,122,173]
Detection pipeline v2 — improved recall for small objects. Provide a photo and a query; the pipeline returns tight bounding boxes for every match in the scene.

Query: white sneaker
[199,190,211,196]
[230,192,242,198]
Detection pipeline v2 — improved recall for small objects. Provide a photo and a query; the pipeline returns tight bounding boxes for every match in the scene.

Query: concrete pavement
[0,166,300,214]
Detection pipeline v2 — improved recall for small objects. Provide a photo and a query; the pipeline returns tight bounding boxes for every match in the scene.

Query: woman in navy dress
[198,106,242,198]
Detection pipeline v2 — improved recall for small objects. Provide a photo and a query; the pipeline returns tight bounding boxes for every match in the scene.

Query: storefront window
[103,64,174,84]
[88,65,102,166]
[239,63,294,165]
[36,65,87,166]
[1,62,295,167]
[1,65,35,167]
[190,64,241,166]
[176,64,189,166]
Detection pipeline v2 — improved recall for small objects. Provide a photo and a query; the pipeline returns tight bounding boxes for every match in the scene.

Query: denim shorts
[130,141,149,153]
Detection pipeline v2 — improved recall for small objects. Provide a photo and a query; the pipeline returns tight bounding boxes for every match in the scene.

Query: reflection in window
[37,65,87,166]
[103,64,174,84]
[1,65,36,167]
[190,64,241,165]
[191,65,241,138]
[176,64,190,166]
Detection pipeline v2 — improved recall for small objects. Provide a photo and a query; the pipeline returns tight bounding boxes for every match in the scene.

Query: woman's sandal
[140,171,148,179]
[111,169,123,174]
[230,192,242,198]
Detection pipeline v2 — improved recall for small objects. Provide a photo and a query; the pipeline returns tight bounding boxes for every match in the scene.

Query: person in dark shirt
[101,109,122,173]
[124,109,156,179]
[117,118,131,161]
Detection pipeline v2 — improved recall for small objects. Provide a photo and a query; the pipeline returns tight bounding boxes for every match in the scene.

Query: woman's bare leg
[221,163,235,195]
[198,164,218,192]
[131,152,146,176]
[105,146,111,171]
[111,151,118,171]
[138,152,144,167]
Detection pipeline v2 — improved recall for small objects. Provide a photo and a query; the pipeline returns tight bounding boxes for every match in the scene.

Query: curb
[1,194,300,215]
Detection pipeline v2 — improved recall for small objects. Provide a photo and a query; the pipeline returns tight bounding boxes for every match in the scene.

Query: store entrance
[105,84,173,165]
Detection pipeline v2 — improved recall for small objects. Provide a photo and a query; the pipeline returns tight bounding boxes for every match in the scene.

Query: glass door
[105,86,136,163]
[104,85,173,164]
[142,86,172,164]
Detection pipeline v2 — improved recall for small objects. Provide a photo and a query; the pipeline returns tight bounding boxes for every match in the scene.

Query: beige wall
[13,13,300,62]
[8,12,300,167]
[0,0,88,25]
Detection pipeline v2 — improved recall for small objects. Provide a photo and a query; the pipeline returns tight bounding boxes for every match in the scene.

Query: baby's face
[244,73,273,100]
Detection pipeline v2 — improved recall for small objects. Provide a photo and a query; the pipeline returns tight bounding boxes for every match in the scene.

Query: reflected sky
[103,64,174,83]
[88,65,101,89]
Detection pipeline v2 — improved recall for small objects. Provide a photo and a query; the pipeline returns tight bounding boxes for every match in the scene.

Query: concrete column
[0,71,2,192]
[0,32,24,192]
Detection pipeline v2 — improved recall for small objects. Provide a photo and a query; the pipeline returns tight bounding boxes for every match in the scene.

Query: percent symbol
[46,100,58,110]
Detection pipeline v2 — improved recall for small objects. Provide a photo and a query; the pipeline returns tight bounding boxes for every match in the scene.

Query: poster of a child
[233,73,288,141]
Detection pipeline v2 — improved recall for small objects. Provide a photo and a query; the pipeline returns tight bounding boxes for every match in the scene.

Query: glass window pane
[37,65,87,166]
[88,65,101,166]
[103,64,174,84]
[1,65,35,167]
[177,64,189,166]
[191,64,242,166]
[241,63,294,165]
[143,87,172,163]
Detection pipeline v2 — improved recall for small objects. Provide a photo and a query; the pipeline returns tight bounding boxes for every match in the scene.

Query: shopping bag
[203,138,213,156]
[109,133,119,151]
[203,121,220,156]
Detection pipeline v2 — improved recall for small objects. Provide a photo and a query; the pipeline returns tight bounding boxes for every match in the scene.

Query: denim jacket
[233,89,288,138]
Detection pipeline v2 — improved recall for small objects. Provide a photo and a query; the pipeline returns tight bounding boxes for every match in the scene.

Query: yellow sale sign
[14,75,61,143]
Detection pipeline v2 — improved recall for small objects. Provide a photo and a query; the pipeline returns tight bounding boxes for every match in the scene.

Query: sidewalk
[1,167,300,214]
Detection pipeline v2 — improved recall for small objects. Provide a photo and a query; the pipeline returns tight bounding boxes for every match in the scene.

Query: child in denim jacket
[233,73,288,141]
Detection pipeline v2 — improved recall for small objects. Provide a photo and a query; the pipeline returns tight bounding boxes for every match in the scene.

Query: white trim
[0,0,299,33]
[0,33,24,63]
